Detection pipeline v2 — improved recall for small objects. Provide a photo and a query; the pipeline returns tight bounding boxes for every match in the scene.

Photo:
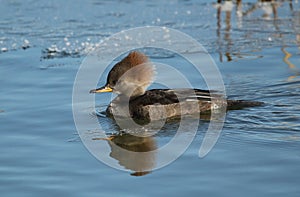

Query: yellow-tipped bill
[89,86,113,93]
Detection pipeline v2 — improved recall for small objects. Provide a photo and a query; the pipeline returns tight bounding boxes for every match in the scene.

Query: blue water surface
[1,1,300,196]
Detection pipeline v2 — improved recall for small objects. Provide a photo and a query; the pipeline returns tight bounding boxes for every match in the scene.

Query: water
[1,0,300,196]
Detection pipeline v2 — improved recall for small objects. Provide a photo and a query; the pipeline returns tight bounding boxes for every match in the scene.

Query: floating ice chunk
[22,39,30,49]
[1,47,8,52]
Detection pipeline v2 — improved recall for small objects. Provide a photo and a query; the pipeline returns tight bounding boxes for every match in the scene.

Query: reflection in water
[215,0,300,63]
[243,0,279,20]
[94,113,211,176]
[282,8,300,81]
[94,133,157,176]
[282,47,300,81]
[109,134,156,176]
[216,0,234,62]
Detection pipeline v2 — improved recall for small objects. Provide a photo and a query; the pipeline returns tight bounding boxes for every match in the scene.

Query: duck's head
[90,51,155,97]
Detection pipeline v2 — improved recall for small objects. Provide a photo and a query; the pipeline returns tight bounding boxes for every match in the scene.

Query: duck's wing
[178,88,213,101]
[188,89,264,109]
[133,88,263,109]
[128,89,214,120]
[132,88,214,106]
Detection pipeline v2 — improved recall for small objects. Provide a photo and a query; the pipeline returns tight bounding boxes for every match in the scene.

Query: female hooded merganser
[90,51,263,122]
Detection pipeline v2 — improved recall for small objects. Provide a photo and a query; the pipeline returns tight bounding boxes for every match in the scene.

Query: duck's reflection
[95,133,157,176]
[94,104,214,176]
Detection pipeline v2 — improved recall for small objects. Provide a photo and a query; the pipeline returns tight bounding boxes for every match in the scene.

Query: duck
[90,51,263,122]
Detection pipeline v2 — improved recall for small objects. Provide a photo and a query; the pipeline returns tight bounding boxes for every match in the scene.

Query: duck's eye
[112,80,117,85]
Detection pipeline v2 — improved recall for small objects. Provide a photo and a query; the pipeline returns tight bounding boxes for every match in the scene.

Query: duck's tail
[227,100,264,110]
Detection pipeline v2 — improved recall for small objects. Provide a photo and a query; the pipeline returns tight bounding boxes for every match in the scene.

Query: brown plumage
[90,51,263,122]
